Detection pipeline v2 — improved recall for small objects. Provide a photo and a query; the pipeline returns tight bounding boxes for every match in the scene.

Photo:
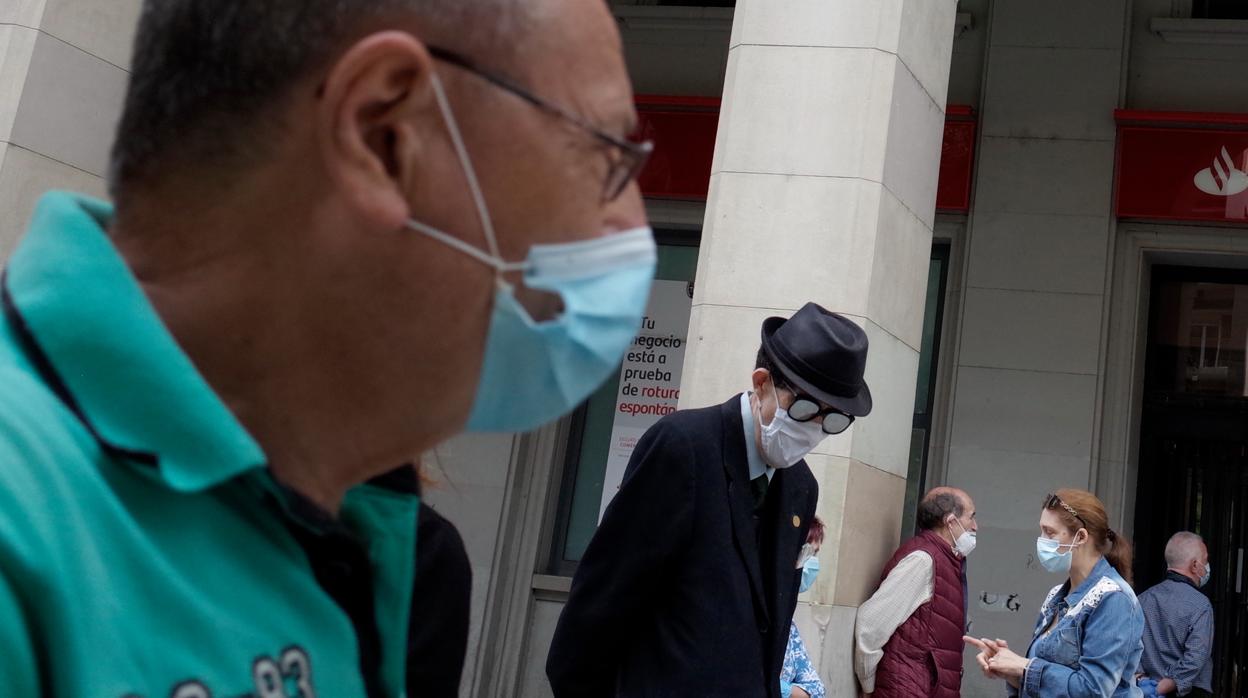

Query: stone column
[677,2,958,695]
[0,0,137,260]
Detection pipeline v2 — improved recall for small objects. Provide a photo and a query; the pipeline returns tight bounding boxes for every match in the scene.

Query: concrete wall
[1128,0,1248,111]
[949,0,989,107]
[0,0,136,258]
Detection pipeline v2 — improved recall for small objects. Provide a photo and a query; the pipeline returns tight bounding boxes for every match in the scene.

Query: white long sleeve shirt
[853,551,936,693]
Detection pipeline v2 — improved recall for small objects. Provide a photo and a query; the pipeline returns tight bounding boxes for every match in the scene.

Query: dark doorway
[1135,265,1248,697]
[902,243,951,536]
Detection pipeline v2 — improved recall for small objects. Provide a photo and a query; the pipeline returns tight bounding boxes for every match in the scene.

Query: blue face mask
[407,71,657,433]
[462,231,655,431]
[1036,535,1082,574]
[799,555,820,593]
[1200,562,1211,588]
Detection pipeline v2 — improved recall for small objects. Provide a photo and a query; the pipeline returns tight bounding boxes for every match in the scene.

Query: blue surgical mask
[1036,535,1081,574]
[407,71,657,433]
[800,555,820,593]
[1200,563,1211,588]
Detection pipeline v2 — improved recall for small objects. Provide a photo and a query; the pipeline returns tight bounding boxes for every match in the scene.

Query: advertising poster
[597,279,692,520]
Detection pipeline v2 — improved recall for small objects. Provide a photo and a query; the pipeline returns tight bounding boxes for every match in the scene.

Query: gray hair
[1163,531,1205,569]
[109,0,527,200]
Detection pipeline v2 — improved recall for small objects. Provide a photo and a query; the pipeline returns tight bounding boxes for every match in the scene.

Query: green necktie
[751,474,769,510]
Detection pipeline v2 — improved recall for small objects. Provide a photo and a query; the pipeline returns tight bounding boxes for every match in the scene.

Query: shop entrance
[1135,265,1248,696]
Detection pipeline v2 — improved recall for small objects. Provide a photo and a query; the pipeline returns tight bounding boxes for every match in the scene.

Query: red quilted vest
[871,530,966,698]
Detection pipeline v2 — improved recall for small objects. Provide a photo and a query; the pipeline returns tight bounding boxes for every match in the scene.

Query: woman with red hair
[966,489,1144,697]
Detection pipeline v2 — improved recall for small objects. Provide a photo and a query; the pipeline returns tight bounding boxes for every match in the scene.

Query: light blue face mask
[799,555,820,593]
[1036,535,1082,574]
[1200,562,1211,588]
[406,71,657,433]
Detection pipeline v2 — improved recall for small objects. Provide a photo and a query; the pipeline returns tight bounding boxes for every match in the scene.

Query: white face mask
[950,517,976,558]
[755,381,827,468]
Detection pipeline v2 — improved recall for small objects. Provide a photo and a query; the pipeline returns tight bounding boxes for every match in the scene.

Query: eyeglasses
[785,392,855,435]
[427,46,654,203]
[1044,493,1087,529]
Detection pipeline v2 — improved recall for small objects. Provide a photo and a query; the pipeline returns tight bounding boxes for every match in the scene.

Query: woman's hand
[964,637,1026,688]
[985,640,1027,688]
[963,636,998,679]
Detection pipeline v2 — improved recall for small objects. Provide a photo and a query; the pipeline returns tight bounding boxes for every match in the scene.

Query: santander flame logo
[1194,146,1248,197]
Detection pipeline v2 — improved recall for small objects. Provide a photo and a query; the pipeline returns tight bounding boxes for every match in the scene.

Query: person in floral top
[782,518,827,698]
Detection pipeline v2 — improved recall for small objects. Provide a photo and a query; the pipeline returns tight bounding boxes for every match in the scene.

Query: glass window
[549,234,698,575]
[1193,0,1248,19]
[901,245,951,536]
[1146,268,1248,401]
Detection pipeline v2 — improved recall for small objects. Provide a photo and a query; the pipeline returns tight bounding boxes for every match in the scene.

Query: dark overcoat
[547,395,819,697]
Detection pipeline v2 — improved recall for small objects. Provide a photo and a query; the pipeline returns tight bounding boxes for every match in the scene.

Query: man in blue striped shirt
[1138,531,1214,697]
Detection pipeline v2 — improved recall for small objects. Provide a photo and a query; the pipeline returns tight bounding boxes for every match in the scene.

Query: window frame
[1190,0,1248,19]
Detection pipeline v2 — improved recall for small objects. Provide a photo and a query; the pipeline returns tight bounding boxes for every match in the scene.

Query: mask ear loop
[797,542,815,568]
[767,375,784,426]
[1059,529,1087,554]
[427,69,524,289]
[405,219,525,276]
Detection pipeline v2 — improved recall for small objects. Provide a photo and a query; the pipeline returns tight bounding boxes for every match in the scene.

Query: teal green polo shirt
[0,192,420,697]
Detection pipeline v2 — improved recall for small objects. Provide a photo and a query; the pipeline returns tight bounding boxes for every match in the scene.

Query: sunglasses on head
[1044,493,1088,529]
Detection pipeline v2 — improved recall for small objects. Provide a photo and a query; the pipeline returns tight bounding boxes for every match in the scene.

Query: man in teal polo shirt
[0,1,655,695]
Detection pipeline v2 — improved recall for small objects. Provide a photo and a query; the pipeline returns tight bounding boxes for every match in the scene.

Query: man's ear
[316,31,438,231]
[751,368,770,393]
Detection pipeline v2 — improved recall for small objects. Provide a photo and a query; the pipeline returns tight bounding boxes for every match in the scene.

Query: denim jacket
[1009,558,1144,698]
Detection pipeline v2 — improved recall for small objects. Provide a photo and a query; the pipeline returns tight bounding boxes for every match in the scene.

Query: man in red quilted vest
[853,487,977,698]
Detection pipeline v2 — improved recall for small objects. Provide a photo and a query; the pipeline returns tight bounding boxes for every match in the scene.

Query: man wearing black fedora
[547,302,872,697]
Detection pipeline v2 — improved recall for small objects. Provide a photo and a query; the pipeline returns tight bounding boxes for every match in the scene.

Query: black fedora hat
[760,302,872,417]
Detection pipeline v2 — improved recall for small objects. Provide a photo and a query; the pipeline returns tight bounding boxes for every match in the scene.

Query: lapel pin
[792,515,801,528]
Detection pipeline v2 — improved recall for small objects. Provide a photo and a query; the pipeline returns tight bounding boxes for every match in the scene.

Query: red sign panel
[937,105,976,214]
[635,97,977,211]
[1115,110,1248,224]
[634,96,721,200]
